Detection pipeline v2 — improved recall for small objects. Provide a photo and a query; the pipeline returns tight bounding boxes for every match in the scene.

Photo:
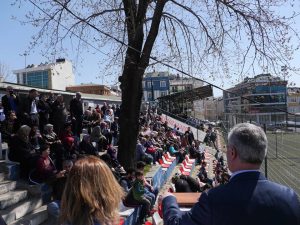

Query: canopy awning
[158,85,213,102]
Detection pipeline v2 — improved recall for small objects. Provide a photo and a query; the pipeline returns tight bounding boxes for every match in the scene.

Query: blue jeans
[47,200,61,219]
[145,187,158,207]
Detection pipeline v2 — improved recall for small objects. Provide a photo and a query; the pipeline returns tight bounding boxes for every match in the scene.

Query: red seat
[179,166,190,176]
[182,160,192,170]
[162,156,172,164]
[183,159,193,166]
[159,159,170,168]
[164,154,174,162]
[185,155,195,164]
[167,152,176,160]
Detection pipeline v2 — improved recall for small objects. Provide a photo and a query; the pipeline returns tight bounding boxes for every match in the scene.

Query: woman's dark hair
[40,144,50,153]
[136,161,146,170]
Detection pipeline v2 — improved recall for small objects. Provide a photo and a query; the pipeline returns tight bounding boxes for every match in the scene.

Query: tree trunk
[118,61,144,169]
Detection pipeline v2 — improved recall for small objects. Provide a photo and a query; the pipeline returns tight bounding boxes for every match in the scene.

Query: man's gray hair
[228,123,268,164]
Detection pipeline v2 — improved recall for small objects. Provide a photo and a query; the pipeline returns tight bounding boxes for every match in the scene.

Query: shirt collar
[230,170,260,181]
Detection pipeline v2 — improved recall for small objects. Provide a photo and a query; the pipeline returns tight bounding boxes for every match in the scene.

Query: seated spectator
[171,175,192,193]
[130,171,153,224]
[106,145,124,172]
[79,134,98,156]
[60,123,76,156]
[144,135,161,163]
[101,122,112,145]
[29,125,43,150]
[141,126,151,137]
[136,138,153,164]
[8,125,38,178]
[60,156,124,225]
[182,175,205,192]
[119,168,135,193]
[180,133,189,148]
[136,161,158,208]
[32,144,65,183]
[169,144,186,163]
[169,143,179,156]
[100,153,124,180]
[47,160,73,223]
[90,125,107,152]
[198,161,213,186]
[189,142,202,164]
[1,110,19,142]
[43,124,64,170]
[110,117,119,146]
[91,109,101,121]
[103,109,112,124]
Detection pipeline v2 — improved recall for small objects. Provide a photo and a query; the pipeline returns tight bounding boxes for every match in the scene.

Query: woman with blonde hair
[60,155,124,225]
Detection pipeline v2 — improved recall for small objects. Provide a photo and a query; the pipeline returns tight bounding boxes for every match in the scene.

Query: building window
[147,81,152,88]
[26,70,49,88]
[171,86,178,92]
[289,97,297,103]
[22,73,27,84]
[160,81,166,87]
[160,91,167,97]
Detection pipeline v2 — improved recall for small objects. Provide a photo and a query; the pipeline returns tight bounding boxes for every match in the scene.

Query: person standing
[69,92,83,137]
[38,93,51,133]
[1,86,19,116]
[163,123,300,225]
[19,89,39,127]
[51,95,67,136]
[185,127,194,146]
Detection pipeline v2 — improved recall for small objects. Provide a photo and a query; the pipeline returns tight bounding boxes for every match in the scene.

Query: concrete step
[10,205,48,225]
[16,180,53,203]
[0,190,28,210]
[0,197,43,225]
[0,172,6,182]
[0,161,20,180]
[0,180,17,195]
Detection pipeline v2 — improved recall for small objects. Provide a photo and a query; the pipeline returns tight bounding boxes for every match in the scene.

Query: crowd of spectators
[0,85,225,224]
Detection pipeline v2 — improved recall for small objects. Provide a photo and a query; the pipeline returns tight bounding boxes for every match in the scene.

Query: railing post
[263,124,268,178]
[275,131,278,158]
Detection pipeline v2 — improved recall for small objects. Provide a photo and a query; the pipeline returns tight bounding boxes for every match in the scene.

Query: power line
[27,0,297,117]
[26,0,114,60]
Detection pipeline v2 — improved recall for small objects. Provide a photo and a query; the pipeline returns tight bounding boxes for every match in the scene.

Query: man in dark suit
[1,86,19,116]
[162,123,300,225]
[69,92,83,137]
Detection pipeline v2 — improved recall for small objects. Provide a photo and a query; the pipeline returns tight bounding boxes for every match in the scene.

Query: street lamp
[20,52,29,83]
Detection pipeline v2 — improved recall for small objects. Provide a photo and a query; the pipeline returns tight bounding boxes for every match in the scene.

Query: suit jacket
[163,171,300,225]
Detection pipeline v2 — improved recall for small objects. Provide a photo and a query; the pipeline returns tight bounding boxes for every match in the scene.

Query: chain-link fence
[221,120,300,197]
[261,130,300,197]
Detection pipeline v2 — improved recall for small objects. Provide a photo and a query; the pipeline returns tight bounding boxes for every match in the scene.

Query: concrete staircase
[0,160,48,225]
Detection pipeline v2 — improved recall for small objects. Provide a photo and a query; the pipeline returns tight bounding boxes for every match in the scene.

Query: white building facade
[13,59,75,91]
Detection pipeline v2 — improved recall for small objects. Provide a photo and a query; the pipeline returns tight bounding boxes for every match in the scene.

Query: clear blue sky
[1,1,300,97]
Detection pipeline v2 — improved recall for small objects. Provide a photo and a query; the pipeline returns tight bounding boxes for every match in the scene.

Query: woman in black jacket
[8,125,38,178]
